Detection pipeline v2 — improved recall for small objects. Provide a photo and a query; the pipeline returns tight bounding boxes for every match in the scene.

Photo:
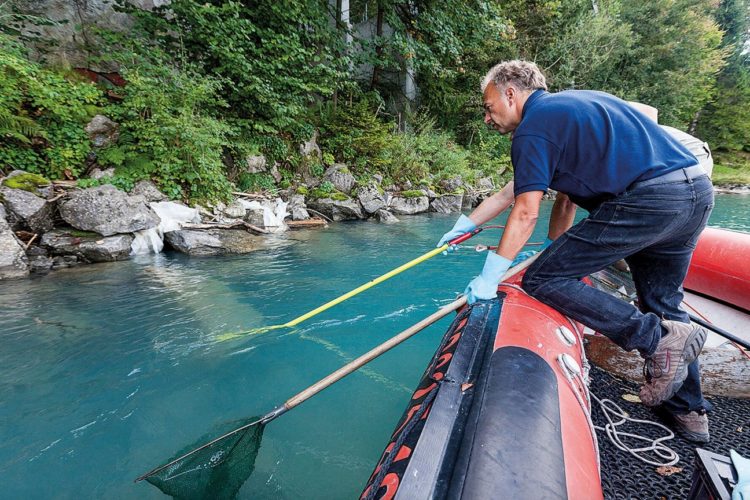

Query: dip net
[140,417,265,500]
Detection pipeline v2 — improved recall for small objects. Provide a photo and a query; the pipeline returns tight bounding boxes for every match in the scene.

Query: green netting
[145,417,265,500]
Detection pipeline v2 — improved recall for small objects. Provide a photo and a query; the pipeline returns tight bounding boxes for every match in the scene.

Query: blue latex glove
[732,449,750,500]
[511,250,537,267]
[464,252,512,304]
[509,237,554,267]
[437,215,476,252]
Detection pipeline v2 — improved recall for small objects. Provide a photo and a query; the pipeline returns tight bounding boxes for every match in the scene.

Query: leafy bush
[0,34,101,178]
[100,65,233,203]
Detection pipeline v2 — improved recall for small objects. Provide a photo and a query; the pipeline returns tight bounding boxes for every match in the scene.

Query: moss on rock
[3,173,51,193]
[400,190,426,198]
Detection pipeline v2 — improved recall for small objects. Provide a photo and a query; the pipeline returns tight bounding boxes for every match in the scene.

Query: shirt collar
[521,89,547,120]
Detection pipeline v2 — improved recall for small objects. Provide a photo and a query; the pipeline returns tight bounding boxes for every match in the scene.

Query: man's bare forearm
[548,193,577,240]
[467,181,515,226]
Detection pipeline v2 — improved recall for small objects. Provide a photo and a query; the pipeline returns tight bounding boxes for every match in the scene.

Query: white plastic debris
[131,202,201,254]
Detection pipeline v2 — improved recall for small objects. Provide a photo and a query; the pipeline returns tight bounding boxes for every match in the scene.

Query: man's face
[483,84,521,135]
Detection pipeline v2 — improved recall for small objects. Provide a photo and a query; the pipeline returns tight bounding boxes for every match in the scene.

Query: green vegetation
[400,190,427,199]
[1,0,748,202]
[713,152,750,184]
[2,172,50,192]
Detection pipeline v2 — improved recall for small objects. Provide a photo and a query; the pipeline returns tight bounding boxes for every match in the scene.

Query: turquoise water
[1,194,748,499]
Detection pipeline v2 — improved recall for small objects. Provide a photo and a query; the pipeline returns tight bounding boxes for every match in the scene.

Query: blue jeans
[522,174,714,414]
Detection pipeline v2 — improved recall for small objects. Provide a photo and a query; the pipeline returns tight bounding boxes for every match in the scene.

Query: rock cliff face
[19,0,169,70]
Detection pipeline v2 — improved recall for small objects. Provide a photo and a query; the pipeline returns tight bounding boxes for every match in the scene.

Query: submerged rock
[59,185,160,236]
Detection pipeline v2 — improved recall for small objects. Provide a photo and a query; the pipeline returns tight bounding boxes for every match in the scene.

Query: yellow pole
[216,243,451,342]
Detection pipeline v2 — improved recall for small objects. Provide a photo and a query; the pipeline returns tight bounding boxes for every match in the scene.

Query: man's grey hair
[481,60,548,93]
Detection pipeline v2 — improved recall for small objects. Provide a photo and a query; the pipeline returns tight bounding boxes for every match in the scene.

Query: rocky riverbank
[0,165,494,280]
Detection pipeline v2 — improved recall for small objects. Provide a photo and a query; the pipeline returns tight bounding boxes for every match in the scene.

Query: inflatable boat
[362,226,749,499]
[361,273,602,499]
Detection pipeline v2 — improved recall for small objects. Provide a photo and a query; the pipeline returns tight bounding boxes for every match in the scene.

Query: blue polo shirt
[512,90,698,210]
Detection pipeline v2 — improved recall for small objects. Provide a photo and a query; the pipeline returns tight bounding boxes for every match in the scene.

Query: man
[437,60,714,442]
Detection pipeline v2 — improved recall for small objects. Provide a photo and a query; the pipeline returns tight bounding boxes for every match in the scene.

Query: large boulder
[130,180,168,202]
[0,186,55,233]
[357,185,387,214]
[59,185,160,236]
[324,164,356,194]
[85,115,119,148]
[40,229,133,262]
[307,197,365,221]
[430,194,464,214]
[389,194,429,215]
[439,176,463,193]
[0,206,29,279]
[165,229,266,256]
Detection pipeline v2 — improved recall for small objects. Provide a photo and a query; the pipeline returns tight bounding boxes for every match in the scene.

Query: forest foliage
[1,0,748,202]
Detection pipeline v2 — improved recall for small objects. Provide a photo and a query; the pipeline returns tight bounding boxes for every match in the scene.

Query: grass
[712,150,750,186]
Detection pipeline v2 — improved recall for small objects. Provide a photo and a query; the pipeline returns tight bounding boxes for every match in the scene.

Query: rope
[591,393,680,467]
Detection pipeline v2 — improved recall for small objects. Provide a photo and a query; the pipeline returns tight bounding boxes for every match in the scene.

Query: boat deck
[591,364,750,498]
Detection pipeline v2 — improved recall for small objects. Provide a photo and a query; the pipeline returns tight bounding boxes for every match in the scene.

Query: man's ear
[505,85,516,103]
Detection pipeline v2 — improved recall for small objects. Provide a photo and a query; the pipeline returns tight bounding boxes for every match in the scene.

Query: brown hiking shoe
[672,411,710,443]
[639,320,708,407]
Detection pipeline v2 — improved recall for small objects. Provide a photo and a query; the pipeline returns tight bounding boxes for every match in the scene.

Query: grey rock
[430,194,464,214]
[41,229,133,262]
[28,254,54,273]
[0,186,55,233]
[389,195,429,215]
[439,176,463,193]
[0,206,29,279]
[245,155,267,174]
[477,177,494,191]
[52,255,79,270]
[356,185,386,214]
[307,197,365,221]
[372,174,383,184]
[165,229,267,256]
[375,209,399,224]
[299,130,321,158]
[288,194,309,220]
[291,206,310,220]
[244,209,265,226]
[85,115,119,148]
[90,167,115,180]
[223,200,247,219]
[324,164,356,194]
[269,162,282,183]
[4,170,52,197]
[402,180,413,190]
[59,185,160,236]
[131,180,168,202]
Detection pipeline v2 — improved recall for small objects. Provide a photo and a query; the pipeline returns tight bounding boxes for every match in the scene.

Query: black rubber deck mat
[590,364,750,499]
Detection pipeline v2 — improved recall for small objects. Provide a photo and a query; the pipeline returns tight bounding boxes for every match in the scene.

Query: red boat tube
[362,274,602,499]
[684,227,750,312]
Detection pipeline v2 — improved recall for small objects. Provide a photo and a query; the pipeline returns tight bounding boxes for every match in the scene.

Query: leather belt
[629,164,705,190]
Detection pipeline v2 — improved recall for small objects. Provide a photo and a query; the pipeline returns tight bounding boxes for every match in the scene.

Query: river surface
[1,194,749,499]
